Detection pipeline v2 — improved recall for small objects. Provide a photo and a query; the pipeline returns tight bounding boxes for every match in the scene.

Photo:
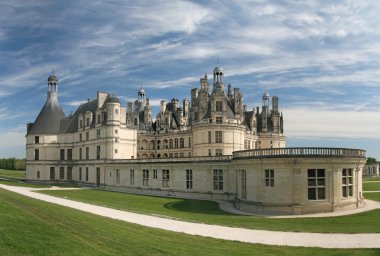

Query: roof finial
[217,56,220,66]
[51,69,56,76]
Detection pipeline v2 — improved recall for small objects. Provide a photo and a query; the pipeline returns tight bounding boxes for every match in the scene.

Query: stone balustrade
[233,147,366,159]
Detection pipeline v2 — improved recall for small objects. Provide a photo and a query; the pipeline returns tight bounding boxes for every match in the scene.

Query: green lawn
[0,180,51,188]
[363,182,380,191]
[364,192,380,202]
[1,188,379,256]
[39,189,380,233]
[0,169,25,179]
[363,177,380,182]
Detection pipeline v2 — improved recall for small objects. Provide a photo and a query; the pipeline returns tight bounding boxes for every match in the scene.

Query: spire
[262,88,269,107]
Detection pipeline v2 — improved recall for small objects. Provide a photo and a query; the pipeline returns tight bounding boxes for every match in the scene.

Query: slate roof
[27,94,65,135]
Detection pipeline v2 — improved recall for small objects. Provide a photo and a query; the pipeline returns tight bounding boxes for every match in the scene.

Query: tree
[366,157,377,165]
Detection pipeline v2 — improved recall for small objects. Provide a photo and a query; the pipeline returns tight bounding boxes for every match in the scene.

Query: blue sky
[0,0,380,159]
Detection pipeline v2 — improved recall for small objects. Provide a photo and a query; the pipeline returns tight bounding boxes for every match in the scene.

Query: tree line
[0,158,26,170]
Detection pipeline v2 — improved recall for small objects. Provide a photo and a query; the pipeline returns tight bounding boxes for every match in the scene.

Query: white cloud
[286,107,380,139]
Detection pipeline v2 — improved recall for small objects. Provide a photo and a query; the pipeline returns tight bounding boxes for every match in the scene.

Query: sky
[0,0,379,159]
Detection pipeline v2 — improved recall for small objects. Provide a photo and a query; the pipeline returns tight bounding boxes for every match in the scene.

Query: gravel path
[1,184,380,249]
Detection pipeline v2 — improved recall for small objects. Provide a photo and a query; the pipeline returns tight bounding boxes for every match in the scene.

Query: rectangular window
[215,131,222,143]
[134,118,138,125]
[86,147,89,160]
[79,148,82,160]
[180,138,184,148]
[86,167,89,181]
[79,167,82,181]
[34,136,39,144]
[86,117,90,126]
[37,171,40,179]
[216,117,223,124]
[208,131,212,143]
[174,138,179,148]
[265,169,274,187]
[186,169,193,189]
[50,167,55,180]
[86,132,89,141]
[34,149,39,160]
[116,169,120,184]
[241,170,247,199]
[67,149,72,160]
[213,169,223,190]
[188,137,191,148]
[96,129,101,139]
[162,170,170,187]
[216,101,223,112]
[59,167,65,180]
[143,169,149,186]
[130,169,135,185]
[115,129,118,134]
[60,149,65,160]
[79,133,83,142]
[153,169,158,179]
[97,115,100,123]
[80,119,83,128]
[96,145,101,160]
[115,109,119,114]
[342,168,353,198]
[215,149,223,156]
[208,149,212,156]
[67,167,73,181]
[307,169,326,200]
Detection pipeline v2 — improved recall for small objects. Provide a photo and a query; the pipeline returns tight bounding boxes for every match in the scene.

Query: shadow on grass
[164,200,233,215]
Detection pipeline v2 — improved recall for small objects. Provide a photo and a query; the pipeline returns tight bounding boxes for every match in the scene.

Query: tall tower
[261,89,270,132]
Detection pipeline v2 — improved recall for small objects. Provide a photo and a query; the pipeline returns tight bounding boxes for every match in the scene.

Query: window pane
[308,169,315,177]
[317,178,325,186]
[308,188,316,200]
[318,188,325,199]
[317,169,325,177]
[308,179,316,186]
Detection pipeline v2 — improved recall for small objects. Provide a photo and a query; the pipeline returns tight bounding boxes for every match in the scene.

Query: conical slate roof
[27,93,65,135]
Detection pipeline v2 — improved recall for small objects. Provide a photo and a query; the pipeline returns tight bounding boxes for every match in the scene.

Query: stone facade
[25,68,367,214]
[363,163,380,176]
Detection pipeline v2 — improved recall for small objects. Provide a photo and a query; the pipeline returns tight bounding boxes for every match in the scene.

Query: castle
[26,66,366,215]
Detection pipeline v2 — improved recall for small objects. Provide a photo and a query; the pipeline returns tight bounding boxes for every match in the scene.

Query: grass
[363,177,380,182]
[363,182,380,191]
[364,193,380,202]
[0,169,25,179]
[1,188,379,256]
[0,180,51,188]
[39,189,380,234]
